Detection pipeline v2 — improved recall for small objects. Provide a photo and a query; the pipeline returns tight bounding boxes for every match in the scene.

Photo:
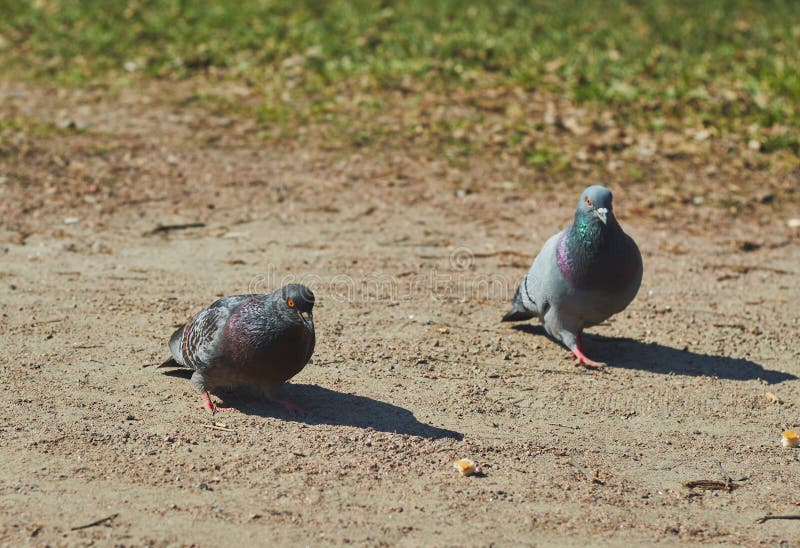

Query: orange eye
[585,197,592,207]
[287,298,295,308]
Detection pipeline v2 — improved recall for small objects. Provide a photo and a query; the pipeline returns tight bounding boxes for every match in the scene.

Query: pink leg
[571,333,605,369]
[271,396,309,414]
[201,391,233,414]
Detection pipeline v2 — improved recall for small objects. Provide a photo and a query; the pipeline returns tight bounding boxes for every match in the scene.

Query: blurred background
[1,0,798,211]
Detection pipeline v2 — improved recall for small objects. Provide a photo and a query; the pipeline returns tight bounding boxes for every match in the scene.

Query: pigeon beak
[299,310,313,330]
[594,207,608,224]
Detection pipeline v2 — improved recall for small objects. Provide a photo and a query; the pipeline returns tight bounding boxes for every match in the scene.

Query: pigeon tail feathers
[167,325,186,366]
[158,357,180,368]
[501,306,535,322]
[501,287,535,322]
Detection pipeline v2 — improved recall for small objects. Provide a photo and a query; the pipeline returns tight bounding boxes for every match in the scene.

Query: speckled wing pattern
[168,296,249,371]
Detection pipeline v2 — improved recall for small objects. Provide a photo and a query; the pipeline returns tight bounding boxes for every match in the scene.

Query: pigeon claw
[570,347,605,369]
[201,391,233,414]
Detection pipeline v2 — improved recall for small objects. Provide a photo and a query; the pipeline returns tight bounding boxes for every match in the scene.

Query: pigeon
[502,185,642,367]
[162,284,316,412]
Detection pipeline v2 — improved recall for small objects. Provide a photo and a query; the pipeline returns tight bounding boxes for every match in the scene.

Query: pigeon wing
[169,295,250,370]
[503,231,564,321]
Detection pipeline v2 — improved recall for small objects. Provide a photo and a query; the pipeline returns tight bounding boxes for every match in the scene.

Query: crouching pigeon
[162,284,316,412]
[502,185,642,367]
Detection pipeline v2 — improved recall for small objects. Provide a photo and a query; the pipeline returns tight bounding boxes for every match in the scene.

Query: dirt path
[1,80,799,545]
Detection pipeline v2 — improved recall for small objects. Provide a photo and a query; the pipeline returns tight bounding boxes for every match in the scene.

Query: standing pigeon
[502,185,642,367]
[162,284,315,412]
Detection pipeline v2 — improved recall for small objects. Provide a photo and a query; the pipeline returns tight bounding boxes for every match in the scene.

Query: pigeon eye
[585,197,592,207]
[287,298,295,308]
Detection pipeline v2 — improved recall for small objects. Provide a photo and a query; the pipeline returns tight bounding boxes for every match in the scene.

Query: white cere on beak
[299,310,313,328]
[595,207,608,224]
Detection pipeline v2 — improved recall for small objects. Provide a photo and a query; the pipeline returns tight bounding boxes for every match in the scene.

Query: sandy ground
[1,80,799,546]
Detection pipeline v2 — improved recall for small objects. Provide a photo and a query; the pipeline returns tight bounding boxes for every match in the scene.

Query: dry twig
[755,515,800,524]
[470,250,533,259]
[70,513,119,531]
[145,222,205,236]
[684,480,736,492]
[200,423,236,433]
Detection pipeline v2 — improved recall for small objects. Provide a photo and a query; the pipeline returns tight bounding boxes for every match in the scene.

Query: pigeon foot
[571,333,605,369]
[571,347,605,369]
[201,391,233,414]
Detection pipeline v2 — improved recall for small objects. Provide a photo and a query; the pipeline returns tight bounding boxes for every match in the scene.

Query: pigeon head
[576,185,614,225]
[561,184,635,290]
[281,284,315,328]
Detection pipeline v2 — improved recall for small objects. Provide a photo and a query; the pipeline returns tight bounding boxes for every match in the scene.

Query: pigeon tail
[501,284,536,322]
[168,325,186,365]
[501,302,535,322]
[158,357,180,368]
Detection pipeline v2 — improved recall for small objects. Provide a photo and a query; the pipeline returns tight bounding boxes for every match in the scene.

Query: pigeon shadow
[162,369,193,379]
[162,374,462,440]
[511,325,797,384]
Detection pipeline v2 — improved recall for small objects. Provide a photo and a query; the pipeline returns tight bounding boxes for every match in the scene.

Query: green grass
[0,114,67,141]
[1,0,799,149]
